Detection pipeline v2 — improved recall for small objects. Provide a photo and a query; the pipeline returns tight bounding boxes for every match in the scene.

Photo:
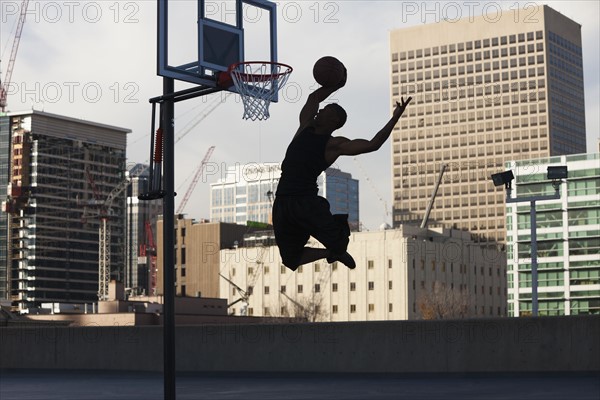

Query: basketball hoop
[222,61,293,121]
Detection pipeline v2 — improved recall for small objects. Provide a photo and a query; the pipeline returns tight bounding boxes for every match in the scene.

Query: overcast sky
[1,0,598,230]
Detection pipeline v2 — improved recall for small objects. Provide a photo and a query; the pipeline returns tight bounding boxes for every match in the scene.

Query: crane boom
[175,146,215,214]
[0,0,29,112]
[420,163,447,229]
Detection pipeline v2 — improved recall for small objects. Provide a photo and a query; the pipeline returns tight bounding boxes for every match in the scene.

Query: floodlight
[491,170,514,188]
[547,166,568,180]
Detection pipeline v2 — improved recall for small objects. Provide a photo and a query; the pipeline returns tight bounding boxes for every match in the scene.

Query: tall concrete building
[219,226,506,320]
[210,163,359,230]
[506,153,599,316]
[0,111,129,311]
[390,5,586,243]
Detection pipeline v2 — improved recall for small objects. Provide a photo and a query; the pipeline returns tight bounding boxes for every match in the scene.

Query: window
[350,305,356,313]
[332,305,338,314]
[314,284,321,293]
[368,260,374,269]
[350,282,356,291]
[368,282,375,291]
[389,281,393,290]
[297,285,303,294]
[332,283,338,292]
[368,304,375,312]
[281,285,286,293]
[264,286,269,295]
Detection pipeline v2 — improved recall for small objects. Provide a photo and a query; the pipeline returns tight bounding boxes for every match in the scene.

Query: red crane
[0,0,29,113]
[175,146,215,214]
[139,220,158,295]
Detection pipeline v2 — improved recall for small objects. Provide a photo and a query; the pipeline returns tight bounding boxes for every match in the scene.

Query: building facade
[219,226,507,321]
[210,163,359,229]
[156,216,260,299]
[125,164,162,296]
[506,153,599,316]
[390,5,586,243]
[0,111,129,311]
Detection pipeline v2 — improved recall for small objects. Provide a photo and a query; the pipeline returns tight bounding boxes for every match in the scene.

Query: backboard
[157,0,278,91]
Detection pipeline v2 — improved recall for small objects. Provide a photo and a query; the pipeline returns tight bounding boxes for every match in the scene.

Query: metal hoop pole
[162,77,176,400]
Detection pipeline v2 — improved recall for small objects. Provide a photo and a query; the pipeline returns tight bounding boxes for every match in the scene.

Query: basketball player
[273,68,412,271]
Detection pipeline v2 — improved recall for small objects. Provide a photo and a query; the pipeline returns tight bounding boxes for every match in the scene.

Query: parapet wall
[1,316,598,373]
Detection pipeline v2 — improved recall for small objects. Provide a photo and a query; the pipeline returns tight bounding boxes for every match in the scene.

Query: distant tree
[275,292,328,322]
[418,281,471,319]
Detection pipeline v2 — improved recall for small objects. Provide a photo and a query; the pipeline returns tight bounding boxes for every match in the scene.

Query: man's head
[316,103,347,131]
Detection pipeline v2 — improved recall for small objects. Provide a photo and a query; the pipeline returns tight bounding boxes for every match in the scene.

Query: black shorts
[272,195,350,270]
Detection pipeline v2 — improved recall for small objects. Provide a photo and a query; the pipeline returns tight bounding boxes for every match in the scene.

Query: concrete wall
[1,316,598,373]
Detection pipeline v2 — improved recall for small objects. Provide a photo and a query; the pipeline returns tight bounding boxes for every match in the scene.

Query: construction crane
[175,146,215,214]
[420,163,447,229]
[353,156,390,228]
[98,179,130,300]
[219,244,269,316]
[83,169,130,300]
[0,0,29,113]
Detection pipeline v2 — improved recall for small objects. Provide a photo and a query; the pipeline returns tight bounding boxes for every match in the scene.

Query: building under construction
[0,110,129,312]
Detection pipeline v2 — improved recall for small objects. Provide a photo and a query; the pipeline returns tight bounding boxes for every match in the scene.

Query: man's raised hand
[393,96,412,119]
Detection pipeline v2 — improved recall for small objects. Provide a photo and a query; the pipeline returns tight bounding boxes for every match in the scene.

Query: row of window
[245,304,506,317]
[396,65,545,85]
[513,270,600,287]
[394,49,544,73]
[392,31,544,61]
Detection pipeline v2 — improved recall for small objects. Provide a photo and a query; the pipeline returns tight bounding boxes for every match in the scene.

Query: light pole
[492,166,567,316]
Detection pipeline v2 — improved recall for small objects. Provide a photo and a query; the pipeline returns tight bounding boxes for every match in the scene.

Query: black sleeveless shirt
[276,126,331,196]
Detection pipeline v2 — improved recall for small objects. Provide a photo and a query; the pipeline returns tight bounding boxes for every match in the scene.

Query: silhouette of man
[273,66,411,271]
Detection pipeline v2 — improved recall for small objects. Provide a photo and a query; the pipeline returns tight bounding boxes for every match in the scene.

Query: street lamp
[492,165,568,316]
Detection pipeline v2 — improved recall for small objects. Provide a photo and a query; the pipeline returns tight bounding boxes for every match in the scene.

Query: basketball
[313,56,345,87]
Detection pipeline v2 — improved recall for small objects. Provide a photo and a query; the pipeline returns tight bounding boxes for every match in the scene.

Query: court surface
[1,370,599,400]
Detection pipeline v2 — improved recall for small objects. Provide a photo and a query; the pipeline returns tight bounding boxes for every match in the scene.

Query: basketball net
[228,62,293,121]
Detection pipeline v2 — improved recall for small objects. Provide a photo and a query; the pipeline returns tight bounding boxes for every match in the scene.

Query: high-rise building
[0,111,129,311]
[125,164,162,296]
[390,5,586,243]
[506,153,599,316]
[209,163,359,229]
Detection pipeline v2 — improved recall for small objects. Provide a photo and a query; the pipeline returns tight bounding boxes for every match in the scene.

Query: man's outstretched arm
[331,97,412,157]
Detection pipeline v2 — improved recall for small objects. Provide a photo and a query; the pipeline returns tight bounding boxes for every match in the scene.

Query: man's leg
[297,247,330,265]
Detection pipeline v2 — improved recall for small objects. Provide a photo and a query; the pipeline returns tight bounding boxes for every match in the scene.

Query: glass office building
[506,153,599,316]
[210,163,359,230]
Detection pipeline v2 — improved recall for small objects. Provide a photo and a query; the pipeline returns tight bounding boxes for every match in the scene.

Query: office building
[156,215,261,299]
[125,164,162,296]
[506,153,599,316]
[0,111,129,311]
[219,226,507,320]
[390,5,586,243]
[209,163,359,229]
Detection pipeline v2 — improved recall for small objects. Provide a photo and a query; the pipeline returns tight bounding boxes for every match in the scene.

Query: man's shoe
[327,252,356,269]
